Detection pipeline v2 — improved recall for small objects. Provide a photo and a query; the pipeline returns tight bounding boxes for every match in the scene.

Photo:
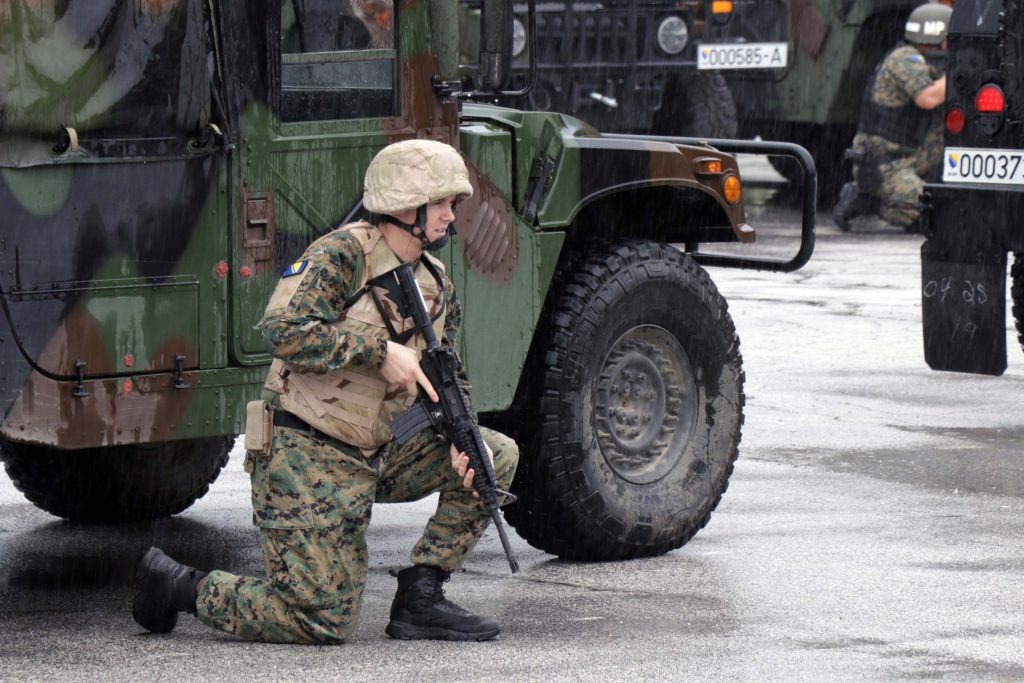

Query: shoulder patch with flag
[283,260,308,277]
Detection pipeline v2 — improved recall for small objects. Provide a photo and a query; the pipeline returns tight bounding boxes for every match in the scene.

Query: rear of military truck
[920,0,1024,375]
[0,0,240,521]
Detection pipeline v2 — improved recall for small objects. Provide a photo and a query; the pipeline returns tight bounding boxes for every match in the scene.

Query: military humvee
[0,0,814,561]
[920,0,1023,376]
[460,0,790,139]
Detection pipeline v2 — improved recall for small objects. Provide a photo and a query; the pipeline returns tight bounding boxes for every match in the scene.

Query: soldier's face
[418,195,457,244]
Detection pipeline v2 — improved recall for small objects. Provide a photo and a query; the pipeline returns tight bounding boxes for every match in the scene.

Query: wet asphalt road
[1,208,1023,682]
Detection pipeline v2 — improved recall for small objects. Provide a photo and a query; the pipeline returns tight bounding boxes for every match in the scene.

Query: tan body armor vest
[263,223,448,450]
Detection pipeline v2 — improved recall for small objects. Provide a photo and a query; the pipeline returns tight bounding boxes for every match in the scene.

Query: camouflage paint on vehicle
[0,0,237,449]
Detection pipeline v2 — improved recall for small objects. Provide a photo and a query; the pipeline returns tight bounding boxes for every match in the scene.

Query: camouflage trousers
[854,155,926,228]
[195,422,518,644]
[853,127,942,228]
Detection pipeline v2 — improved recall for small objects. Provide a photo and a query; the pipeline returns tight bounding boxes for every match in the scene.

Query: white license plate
[943,147,1024,185]
[697,42,788,70]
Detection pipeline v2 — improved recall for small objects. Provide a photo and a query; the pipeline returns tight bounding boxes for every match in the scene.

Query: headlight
[512,18,527,57]
[656,15,688,55]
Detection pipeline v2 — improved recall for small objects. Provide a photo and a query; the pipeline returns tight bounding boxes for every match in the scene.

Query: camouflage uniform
[194,225,518,644]
[851,45,943,228]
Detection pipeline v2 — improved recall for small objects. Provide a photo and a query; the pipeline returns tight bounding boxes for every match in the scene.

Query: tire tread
[505,240,744,561]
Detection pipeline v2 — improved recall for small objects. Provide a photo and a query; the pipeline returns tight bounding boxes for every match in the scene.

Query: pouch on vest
[244,399,273,456]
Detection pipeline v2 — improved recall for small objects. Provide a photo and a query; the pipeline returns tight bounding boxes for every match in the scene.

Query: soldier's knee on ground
[196,568,361,645]
[286,603,359,645]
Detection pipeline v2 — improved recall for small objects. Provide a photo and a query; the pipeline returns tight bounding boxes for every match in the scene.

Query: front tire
[0,437,233,522]
[505,241,744,560]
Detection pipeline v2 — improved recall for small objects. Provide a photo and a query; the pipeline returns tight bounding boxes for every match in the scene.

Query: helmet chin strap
[386,205,451,252]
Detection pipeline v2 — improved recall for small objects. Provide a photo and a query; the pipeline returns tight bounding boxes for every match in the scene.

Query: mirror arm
[450,0,535,102]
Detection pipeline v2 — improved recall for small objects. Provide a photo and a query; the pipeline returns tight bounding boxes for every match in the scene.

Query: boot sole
[385,620,499,642]
[131,547,179,634]
[833,183,860,232]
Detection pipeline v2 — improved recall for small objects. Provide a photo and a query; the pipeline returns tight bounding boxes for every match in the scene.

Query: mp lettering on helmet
[904,3,951,45]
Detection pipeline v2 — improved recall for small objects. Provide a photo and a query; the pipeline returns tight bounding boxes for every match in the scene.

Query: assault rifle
[386,261,520,574]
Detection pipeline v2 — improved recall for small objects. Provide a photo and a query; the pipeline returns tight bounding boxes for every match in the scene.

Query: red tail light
[945,107,965,134]
[976,84,1005,113]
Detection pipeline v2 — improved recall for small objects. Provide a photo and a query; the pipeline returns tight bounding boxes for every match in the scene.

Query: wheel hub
[594,325,697,484]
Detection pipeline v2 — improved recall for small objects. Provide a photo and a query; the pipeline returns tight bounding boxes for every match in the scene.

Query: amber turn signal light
[711,1,734,15]
[723,174,742,204]
[695,158,723,174]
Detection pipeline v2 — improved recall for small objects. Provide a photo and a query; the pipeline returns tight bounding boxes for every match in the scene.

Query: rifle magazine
[390,402,433,444]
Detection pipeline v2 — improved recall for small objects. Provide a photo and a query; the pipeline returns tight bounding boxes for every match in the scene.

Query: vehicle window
[280,0,396,122]
[0,0,209,136]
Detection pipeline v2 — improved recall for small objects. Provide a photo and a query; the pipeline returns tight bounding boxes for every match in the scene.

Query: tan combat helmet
[363,139,474,215]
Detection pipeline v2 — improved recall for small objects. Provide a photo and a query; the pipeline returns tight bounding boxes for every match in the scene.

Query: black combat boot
[385,566,500,641]
[832,181,869,232]
[131,546,208,634]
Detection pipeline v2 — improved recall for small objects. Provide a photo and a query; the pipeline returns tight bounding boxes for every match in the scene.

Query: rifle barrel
[491,509,520,573]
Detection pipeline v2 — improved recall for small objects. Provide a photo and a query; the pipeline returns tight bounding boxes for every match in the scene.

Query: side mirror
[479,0,513,90]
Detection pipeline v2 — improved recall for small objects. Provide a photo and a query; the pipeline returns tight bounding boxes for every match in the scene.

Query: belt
[272,409,383,469]
[272,410,332,441]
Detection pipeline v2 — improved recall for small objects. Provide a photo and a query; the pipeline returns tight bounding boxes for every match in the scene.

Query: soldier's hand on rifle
[449,442,494,498]
[381,341,439,402]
